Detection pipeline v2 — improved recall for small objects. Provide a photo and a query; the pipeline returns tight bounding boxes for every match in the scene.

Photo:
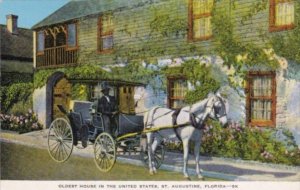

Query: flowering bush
[200,119,300,165]
[0,109,43,134]
[165,119,300,166]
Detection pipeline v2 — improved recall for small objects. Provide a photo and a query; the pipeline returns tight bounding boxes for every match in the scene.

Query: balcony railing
[36,46,78,68]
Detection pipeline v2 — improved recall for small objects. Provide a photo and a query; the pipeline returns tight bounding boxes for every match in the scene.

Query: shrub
[165,120,300,166]
[0,109,43,134]
[0,82,33,112]
[9,95,33,115]
[200,120,300,165]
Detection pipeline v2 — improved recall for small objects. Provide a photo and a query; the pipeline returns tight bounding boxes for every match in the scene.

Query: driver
[97,84,118,136]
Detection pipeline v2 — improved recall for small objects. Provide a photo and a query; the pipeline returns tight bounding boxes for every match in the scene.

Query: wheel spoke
[61,141,72,150]
[63,130,71,139]
[61,144,69,159]
[50,142,60,154]
[49,141,59,148]
[52,128,60,139]
[48,135,59,141]
[48,118,73,163]
[57,145,62,161]
[93,133,116,172]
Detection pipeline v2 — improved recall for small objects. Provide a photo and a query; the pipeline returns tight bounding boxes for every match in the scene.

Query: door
[119,86,135,114]
[53,77,71,119]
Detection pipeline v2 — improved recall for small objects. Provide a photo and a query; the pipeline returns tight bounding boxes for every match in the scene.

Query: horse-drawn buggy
[47,80,165,172]
[47,79,228,178]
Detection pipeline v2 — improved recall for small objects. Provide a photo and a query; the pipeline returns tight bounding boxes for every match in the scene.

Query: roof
[0,24,33,60]
[32,0,153,29]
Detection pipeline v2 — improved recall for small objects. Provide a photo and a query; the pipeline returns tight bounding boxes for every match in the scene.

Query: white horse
[144,93,228,179]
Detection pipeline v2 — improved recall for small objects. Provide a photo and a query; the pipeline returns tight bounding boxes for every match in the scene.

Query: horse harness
[171,108,205,141]
[147,97,226,141]
[172,96,227,131]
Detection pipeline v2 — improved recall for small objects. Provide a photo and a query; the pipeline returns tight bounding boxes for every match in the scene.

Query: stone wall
[33,86,47,127]
[276,61,300,145]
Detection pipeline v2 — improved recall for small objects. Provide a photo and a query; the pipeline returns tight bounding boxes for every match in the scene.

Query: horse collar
[190,113,205,130]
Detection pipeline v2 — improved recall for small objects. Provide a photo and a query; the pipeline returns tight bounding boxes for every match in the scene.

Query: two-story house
[1,14,33,86]
[31,0,300,145]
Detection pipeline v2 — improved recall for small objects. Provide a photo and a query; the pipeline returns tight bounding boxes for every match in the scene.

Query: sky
[0,0,70,28]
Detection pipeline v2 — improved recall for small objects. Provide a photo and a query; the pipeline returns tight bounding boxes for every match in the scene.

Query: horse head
[206,93,228,127]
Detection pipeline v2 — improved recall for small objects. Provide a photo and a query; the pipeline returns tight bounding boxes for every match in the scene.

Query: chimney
[6,14,18,34]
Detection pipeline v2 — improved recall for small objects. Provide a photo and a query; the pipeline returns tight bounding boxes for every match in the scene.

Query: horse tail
[144,106,160,129]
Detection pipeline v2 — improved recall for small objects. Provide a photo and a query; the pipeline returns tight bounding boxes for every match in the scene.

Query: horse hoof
[198,175,204,180]
[149,171,154,175]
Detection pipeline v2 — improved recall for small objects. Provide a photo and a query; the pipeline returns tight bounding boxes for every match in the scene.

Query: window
[98,14,113,52]
[37,31,45,53]
[67,23,77,49]
[246,72,276,127]
[168,78,188,109]
[119,86,135,114]
[269,0,295,32]
[90,84,116,101]
[189,0,214,41]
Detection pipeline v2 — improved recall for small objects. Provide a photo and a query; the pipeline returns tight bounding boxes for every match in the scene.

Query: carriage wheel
[94,132,116,172]
[141,143,165,169]
[47,118,73,163]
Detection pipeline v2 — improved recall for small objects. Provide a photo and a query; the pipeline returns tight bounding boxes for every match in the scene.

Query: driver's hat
[101,81,111,92]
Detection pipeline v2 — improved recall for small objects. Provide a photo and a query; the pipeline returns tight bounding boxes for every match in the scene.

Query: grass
[0,142,218,181]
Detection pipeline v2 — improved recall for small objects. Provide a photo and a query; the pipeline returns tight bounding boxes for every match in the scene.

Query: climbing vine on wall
[35,0,299,101]
[34,64,110,89]
[211,2,279,87]
[163,59,220,104]
[269,3,300,64]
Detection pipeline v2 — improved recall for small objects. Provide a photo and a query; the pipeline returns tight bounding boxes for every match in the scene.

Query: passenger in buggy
[97,83,118,137]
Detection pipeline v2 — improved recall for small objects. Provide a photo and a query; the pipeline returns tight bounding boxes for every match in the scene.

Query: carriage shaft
[116,122,190,142]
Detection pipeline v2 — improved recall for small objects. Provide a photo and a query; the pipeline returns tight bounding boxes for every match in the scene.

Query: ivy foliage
[71,84,90,101]
[34,64,112,89]
[150,11,187,38]
[1,83,33,112]
[211,4,279,78]
[269,3,300,64]
[163,59,220,104]
[1,73,33,86]
[34,63,153,89]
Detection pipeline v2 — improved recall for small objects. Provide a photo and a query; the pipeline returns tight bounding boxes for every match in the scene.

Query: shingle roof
[0,25,33,59]
[32,0,153,29]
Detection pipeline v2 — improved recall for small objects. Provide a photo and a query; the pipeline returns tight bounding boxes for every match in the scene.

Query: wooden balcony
[36,46,78,68]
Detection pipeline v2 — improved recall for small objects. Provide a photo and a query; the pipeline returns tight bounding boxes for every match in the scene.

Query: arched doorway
[45,72,70,127]
[53,77,71,119]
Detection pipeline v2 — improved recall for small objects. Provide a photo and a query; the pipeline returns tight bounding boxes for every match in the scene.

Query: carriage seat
[71,100,93,125]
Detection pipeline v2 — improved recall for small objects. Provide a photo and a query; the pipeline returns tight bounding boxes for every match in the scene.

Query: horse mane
[187,97,210,114]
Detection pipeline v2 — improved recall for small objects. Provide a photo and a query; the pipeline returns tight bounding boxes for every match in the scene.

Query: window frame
[269,0,295,32]
[167,77,188,109]
[188,0,214,41]
[36,30,45,55]
[246,71,276,127]
[98,14,114,53]
[66,22,78,50]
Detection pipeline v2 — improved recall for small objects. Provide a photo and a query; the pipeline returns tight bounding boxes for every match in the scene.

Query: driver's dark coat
[97,95,117,115]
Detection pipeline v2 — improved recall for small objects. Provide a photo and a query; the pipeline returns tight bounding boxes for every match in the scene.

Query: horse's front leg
[182,139,190,179]
[146,133,155,175]
[194,141,203,179]
[150,134,162,174]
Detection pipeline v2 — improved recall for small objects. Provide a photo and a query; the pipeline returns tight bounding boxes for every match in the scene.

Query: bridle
[207,96,227,120]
